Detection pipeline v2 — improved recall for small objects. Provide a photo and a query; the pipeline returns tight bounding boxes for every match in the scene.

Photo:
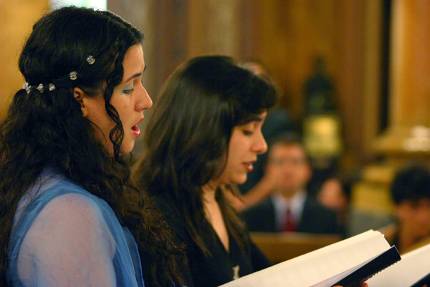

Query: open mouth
[243,162,255,172]
[131,125,141,136]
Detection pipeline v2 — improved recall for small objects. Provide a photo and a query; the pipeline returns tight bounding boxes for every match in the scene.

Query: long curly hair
[135,56,276,260]
[0,7,180,286]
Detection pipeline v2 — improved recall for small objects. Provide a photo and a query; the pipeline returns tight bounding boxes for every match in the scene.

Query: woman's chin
[231,174,248,185]
[119,142,135,155]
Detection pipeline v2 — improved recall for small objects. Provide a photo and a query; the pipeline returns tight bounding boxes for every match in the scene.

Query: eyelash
[122,88,134,95]
[122,79,145,95]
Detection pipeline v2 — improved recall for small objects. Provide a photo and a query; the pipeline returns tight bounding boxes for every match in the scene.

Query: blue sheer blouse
[7,170,145,287]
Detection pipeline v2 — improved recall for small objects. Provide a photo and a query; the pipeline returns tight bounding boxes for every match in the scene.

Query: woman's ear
[73,87,89,117]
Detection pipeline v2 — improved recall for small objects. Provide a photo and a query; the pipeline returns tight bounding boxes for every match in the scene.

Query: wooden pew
[251,232,341,264]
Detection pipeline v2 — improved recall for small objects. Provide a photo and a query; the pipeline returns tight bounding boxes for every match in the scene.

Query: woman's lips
[131,117,144,137]
[131,125,141,136]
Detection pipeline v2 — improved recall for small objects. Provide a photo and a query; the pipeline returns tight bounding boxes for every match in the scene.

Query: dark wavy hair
[0,6,180,286]
[391,164,430,205]
[135,56,276,260]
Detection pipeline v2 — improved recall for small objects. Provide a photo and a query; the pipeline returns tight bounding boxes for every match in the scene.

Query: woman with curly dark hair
[135,56,277,287]
[0,6,181,287]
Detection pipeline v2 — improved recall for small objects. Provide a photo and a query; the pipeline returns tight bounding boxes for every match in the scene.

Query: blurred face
[397,198,430,240]
[218,112,268,185]
[318,178,347,211]
[267,143,311,196]
[77,44,152,155]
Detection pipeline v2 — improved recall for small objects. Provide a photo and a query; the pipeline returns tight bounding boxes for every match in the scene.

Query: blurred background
[1,0,429,259]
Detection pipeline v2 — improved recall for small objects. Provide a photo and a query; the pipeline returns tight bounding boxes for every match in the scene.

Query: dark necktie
[282,206,296,232]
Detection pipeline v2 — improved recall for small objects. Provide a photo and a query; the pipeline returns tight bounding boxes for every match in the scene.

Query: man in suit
[241,135,340,234]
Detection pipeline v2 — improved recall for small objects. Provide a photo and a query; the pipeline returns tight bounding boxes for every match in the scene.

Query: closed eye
[122,82,135,95]
[242,130,254,136]
[122,88,134,95]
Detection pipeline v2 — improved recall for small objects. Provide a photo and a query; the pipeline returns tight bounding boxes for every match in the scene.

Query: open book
[220,230,400,287]
[367,242,430,286]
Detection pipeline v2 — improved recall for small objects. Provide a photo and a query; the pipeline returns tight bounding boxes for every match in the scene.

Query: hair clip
[69,71,78,81]
[22,55,92,94]
[48,83,56,91]
[86,55,96,65]
[23,82,31,94]
[36,84,44,93]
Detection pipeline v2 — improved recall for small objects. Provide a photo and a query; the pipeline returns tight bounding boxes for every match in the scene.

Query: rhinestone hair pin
[23,82,31,94]
[86,55,96,65]
[36,84,44,93]
[69,71,78,81]
[22,54,95,94]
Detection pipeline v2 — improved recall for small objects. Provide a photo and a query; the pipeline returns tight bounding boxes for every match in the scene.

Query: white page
[368,243,430,287]
[221,230,391,287]
[312,248,392,287]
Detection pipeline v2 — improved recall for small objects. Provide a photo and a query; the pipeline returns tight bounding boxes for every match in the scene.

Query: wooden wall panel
[110,0,386,166]
[0,0,49,120]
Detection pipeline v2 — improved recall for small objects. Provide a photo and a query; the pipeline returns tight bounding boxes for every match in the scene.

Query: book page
[221,230,391,287]
[312,248,392,287]
[367,243,430,287]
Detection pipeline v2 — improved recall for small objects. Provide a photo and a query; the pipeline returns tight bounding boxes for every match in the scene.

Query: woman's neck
[202,181,230,251]
[202,181,219,204]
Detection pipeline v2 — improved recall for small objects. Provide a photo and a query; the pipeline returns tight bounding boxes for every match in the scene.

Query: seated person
[386,164,430,253]
[317,175,353,234]
[242,135,340,234]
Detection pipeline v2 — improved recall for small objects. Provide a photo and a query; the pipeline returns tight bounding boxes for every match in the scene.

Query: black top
[152,192,270,287]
